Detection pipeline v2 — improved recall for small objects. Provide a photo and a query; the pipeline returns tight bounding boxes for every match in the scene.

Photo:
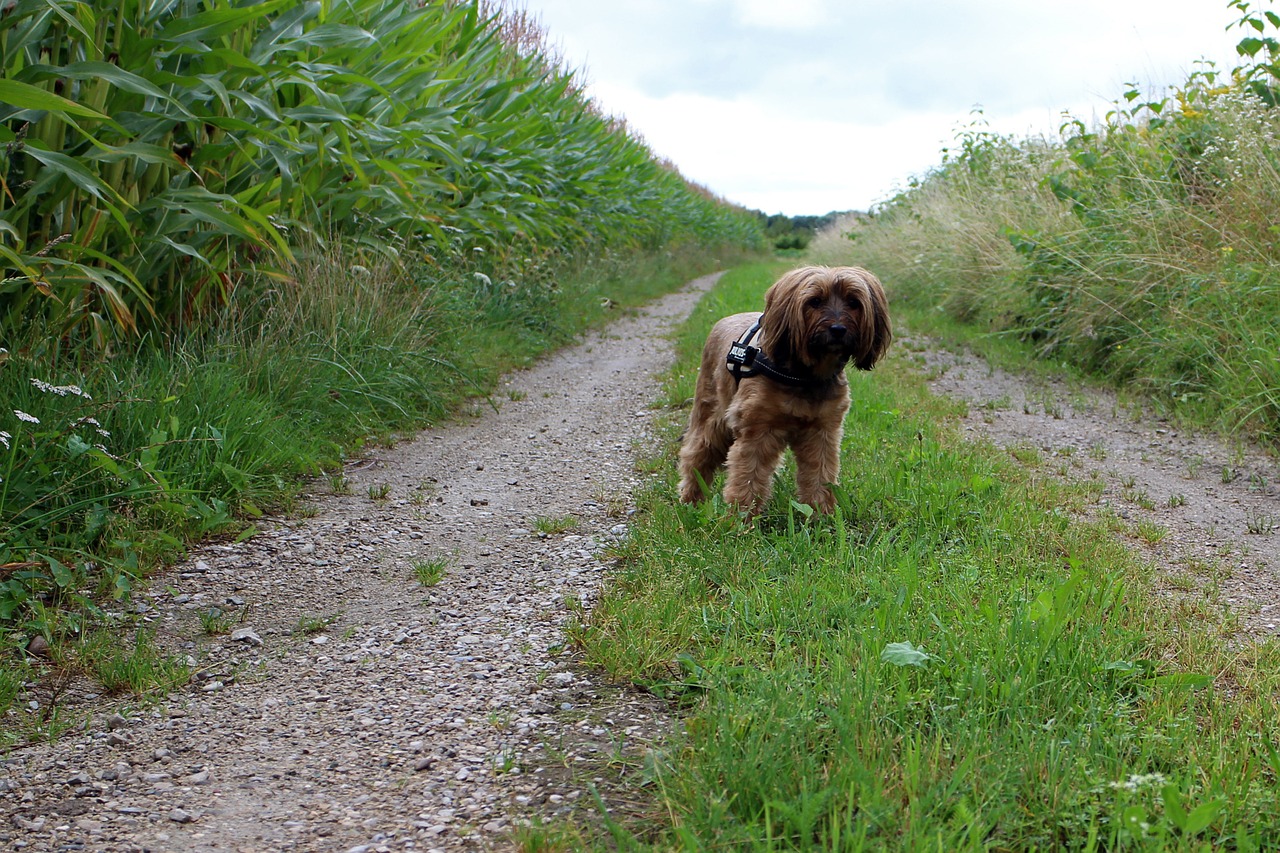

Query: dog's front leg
[792,427,843,513]
[722,430,787,517]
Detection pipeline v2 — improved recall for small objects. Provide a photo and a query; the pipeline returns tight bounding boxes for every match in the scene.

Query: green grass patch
[532,515,579,535]
[565,264,1280,850]
[412,557,450,588]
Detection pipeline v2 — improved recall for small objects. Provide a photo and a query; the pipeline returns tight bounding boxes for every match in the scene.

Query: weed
[413,558,449,587]
[293,614,340,635]
[1168,493,1187,508]
[532,515,578,535]
[1122,488,1156,510]
[79,630,189,697]
[1089,442,1107,461]
[1133,520,1168,544]
[368,483,391,501]
[1245,509,1277,535]
[330,475,353,495]
[1009,444,1041,466]
[199,608,238,636]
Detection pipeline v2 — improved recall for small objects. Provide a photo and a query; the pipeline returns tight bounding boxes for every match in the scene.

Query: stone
[230,628,263,647]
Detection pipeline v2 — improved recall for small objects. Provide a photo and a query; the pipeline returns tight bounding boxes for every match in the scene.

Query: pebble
[230,627,263,646]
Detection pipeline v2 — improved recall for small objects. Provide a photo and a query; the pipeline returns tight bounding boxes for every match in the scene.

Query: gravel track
[1,273,721,852]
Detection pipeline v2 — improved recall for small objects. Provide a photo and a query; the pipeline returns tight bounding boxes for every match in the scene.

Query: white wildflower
[72,416,110,438]
[1108,772,1168,791]
[0,430,9,449]
[30,377,91,399]
[14,410,39,424]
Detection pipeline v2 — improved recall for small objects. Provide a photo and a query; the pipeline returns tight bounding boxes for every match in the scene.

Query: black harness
[726,319,836,389]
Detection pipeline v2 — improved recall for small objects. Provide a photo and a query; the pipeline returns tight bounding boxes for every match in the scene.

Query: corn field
[0,0,761,344]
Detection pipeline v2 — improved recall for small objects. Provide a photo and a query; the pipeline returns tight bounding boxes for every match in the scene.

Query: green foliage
[412,557,448,588]
[822,3,1280,444]
[78,628,188,696]
[574,264,1280,849]
[0,0,762,343]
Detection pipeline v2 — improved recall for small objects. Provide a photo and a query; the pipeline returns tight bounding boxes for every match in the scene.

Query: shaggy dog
[678,265,891,516]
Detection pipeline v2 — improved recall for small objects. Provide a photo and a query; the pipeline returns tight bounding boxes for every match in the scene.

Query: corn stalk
[0,0,762,344]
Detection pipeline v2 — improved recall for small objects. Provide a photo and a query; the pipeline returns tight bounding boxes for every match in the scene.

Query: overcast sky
[520,0,1247,216]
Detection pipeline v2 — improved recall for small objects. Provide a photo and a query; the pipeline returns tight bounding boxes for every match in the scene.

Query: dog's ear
[852,268,893,371]
[759,267,812,366]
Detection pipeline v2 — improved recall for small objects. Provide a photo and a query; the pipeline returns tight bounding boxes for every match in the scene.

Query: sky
[519,0,1248,216]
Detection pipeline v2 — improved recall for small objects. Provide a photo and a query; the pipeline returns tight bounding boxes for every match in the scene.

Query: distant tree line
[755,210,861,251]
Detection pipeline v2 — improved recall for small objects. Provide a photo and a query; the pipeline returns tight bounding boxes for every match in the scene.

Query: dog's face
[759,265,892,373]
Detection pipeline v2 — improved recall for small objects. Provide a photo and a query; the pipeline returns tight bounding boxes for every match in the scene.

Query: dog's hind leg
[678,425,730,504]
[792,427,843,513]
[722,430,787,516]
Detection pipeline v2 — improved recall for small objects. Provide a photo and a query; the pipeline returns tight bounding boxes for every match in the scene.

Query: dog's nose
[829,324,847,338]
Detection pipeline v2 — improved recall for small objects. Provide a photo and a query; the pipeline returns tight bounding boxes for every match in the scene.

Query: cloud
[527,0,1247,213]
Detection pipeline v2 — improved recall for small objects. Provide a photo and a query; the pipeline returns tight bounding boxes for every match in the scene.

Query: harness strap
[725,319,830,388]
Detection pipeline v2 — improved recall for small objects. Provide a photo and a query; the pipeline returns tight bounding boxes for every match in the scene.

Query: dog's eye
[806,295,824,309]
[846,296,861,310]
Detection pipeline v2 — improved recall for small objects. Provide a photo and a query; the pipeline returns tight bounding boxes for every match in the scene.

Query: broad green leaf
[1146,672,1213,690]
[1162,785,1188,831]
[0,79,111,121]
[1184,798,1226,835]
[46,556,74,588]
[881,641,931,668]
[60,62,186,112]
[21,147,128,206]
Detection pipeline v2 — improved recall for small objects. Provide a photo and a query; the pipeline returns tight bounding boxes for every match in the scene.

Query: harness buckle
[727,340,757,370]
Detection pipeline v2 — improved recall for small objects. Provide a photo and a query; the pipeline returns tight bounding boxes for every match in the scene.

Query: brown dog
[678,265,891,516]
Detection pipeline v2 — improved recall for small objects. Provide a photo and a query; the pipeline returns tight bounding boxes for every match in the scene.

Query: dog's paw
[803,488,837,514]
[678,481,707,504]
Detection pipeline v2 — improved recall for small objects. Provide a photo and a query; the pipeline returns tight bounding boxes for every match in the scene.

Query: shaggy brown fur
[678,265,892,516]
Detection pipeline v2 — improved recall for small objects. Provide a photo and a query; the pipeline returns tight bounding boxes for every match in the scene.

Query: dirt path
[1,273,721,852]
[4,278,1278,852]
[915,340,1280,639]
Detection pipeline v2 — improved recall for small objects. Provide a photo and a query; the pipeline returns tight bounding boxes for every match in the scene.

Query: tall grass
[0,0,761,343]
[571,264,1280,850]
[816,2,1280,442]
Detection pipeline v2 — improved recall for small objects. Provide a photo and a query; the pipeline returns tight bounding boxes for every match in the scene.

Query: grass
[532,515,579,535]
[199,608,239,636]
[79,630,189,698]
[293,614,340,636]
[545,263,1280,850]
[413,558,450,588]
